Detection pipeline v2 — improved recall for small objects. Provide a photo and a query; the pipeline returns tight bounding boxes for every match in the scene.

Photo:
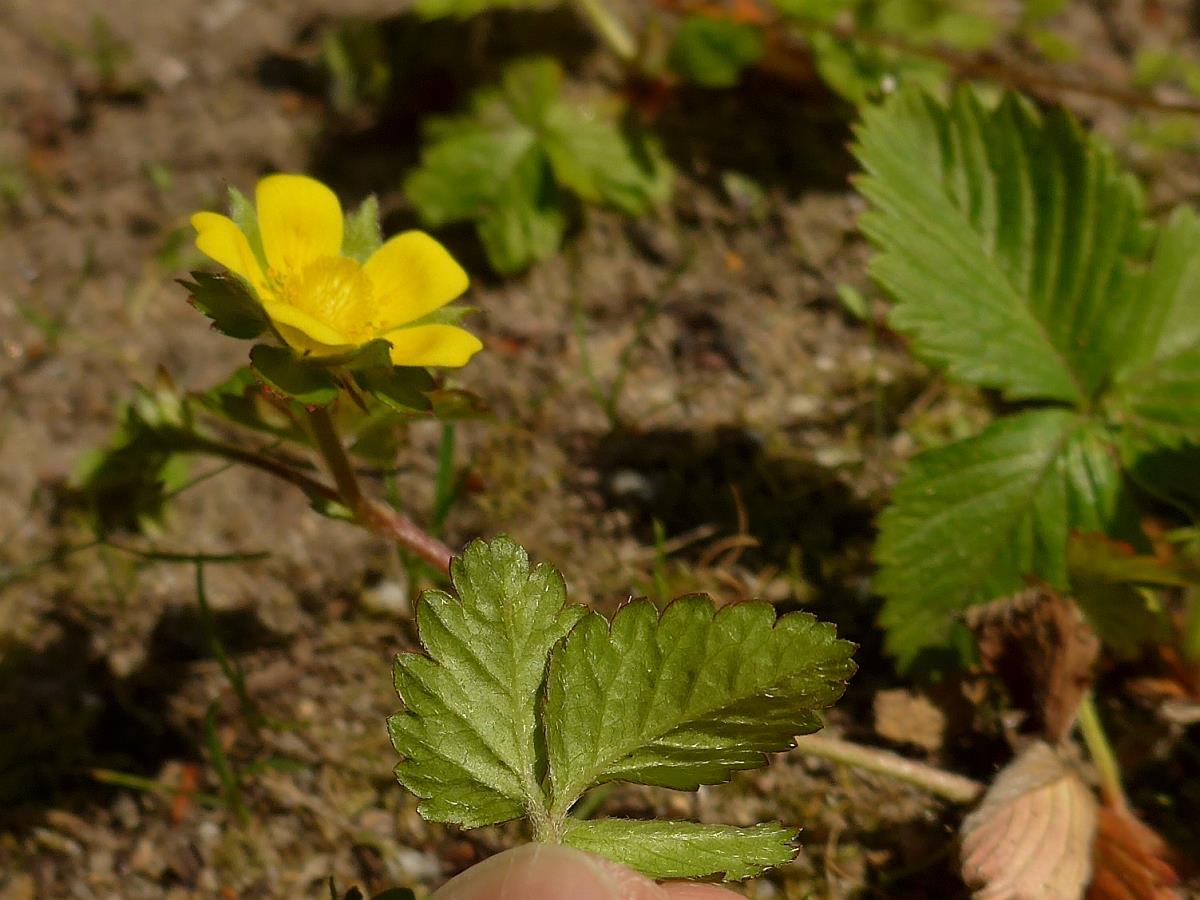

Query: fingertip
[431,844,667,900]
[660,883,745,899]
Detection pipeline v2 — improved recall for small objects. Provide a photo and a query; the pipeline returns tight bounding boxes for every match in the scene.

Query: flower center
[277,256,377,338]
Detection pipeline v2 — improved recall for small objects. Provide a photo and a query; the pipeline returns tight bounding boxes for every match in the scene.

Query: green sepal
[180,271,269,339]
[250,345,340,406]
[197,367,311,443]
[343,195,383,262]
[227,186,268,271]
[354,366,435,413]
[561,818,796,881]
[428,388,490,420]
[303,338,395,371]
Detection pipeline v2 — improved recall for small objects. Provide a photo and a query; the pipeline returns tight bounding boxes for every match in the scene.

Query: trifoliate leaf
[181,271,269,340]
[249,345,340,407]
[544,596,854,814]
[876,409,1128,668]
[342,195,383,262]
[389,537,584,827]
[855,87,1151,405]
[405,56,670,273]
[561,818,796,881]
[353,366,434,414]
[668,16,765,88]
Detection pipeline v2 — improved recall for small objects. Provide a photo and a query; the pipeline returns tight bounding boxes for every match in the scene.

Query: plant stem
[185,434,340,504]
[575,0,637,64]
[793,734,983,805]
[1181,586,1200,666]
[1077,692,1126,809]
[306,406,455,574]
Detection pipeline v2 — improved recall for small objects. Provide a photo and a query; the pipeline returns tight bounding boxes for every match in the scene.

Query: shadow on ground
[0,603,284,825]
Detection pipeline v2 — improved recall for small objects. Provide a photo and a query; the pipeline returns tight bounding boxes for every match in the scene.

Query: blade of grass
[204,701,249,824]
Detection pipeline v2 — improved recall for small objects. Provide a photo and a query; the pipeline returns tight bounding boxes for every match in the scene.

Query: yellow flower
[191,174,481,368]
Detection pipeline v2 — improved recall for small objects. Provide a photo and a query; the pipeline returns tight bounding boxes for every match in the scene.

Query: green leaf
[405,56,670,273]
[343,195,383,262]
[249,345,340,406]
[545,596,854,814]
[855,87,1151,405]
[542,107,672,217]
[668,16,765,88]
[475,150,567,275]
[353,366,434,413]
[1067,534,1178,658]
[1107,206,1200,449]
[389,537,585,827]
[180,271,269,339]
[71,381,195,534]
[876,409,1129,668]
[561,818,796,881]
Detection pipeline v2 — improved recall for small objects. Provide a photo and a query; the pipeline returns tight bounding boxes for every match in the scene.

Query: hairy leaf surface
[545,596,855,813]
[876,409,1126,667]
[389,537,583,827]
[855,88,1149,404]
[562,818,796,881]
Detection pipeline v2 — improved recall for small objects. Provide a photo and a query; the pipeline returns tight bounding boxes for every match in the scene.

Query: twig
[794,733,984,805]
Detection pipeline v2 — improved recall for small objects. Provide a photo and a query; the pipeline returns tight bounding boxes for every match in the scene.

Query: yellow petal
[384,324,482,367]
[262,299,352,350]
[363,231,469,329]
[256,174,343,275]
[191,212,267,294]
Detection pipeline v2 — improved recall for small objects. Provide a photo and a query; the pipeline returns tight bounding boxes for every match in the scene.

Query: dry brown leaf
[1086,804,1182,900]
[960,741,1098,900]
[873,688,946,752]
[971,587,1100,741]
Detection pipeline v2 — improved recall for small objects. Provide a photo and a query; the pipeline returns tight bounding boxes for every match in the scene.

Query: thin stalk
[307,406,454,574]
[1077,692,1126,809]
[1181,586,1200,666]
[575,0,637,64]
[793,734,983,805]
[185,434,340,503]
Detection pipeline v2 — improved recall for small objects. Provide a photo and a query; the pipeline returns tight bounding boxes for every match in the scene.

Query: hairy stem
[575,0,637,63]
[306,406,455,574]
[1077,692,1125,809]
[794,734,984,805]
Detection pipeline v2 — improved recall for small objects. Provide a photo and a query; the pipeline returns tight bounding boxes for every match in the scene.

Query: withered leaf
[971,587,1100,742]
[961,741,1098,900]
[1086,804,1181,900]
